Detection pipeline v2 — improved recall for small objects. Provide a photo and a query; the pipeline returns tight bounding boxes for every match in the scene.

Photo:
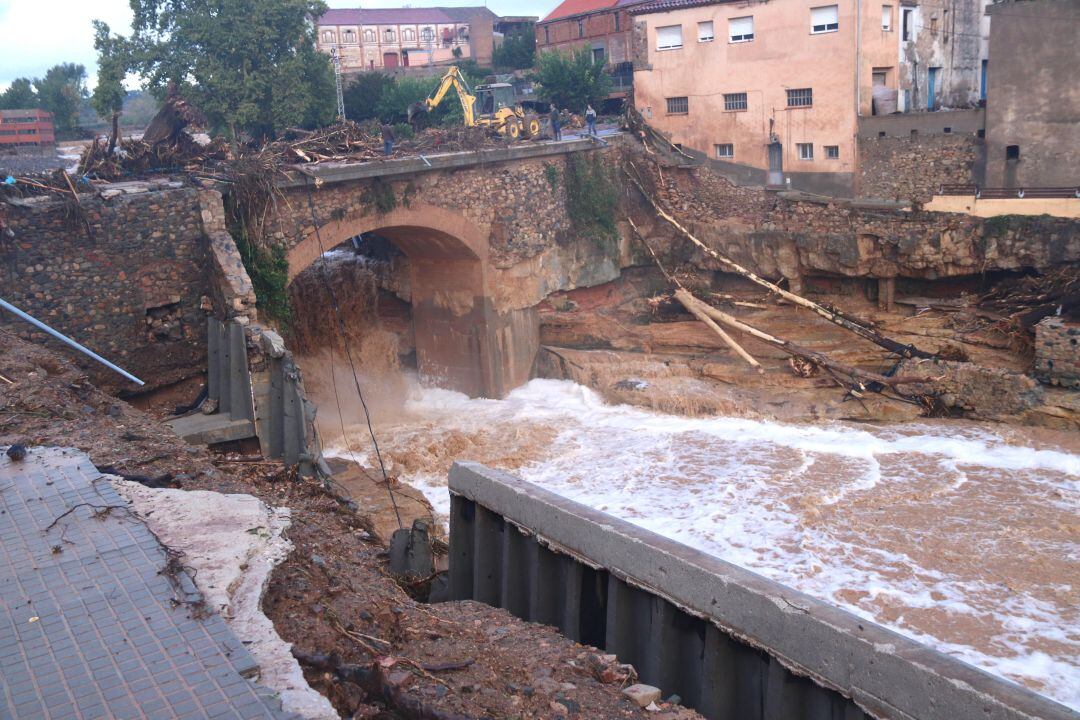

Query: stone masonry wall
[623,142,1080,291]
[1035,317,1080,389]
[1,184,215,391]
[272,151,623,312]
[856,134,980,203]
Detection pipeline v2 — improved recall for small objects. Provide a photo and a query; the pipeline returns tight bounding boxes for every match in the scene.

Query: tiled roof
[437,6,498,22]
[318,7,456,25]
[631,0,732,13]
[540,0,619,23]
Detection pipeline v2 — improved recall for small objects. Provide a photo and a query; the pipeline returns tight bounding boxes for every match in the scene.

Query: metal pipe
[0,298,145,386]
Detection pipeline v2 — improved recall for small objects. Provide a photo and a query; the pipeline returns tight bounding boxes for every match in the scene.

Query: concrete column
[877,276,896,312]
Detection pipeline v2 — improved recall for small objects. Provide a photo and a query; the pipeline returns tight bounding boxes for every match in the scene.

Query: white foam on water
[331,378,1080,711]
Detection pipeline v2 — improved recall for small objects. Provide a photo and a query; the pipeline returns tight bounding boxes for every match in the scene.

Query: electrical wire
[303,181,403,530]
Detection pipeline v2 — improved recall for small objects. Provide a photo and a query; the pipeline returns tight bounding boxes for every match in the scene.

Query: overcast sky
[0,0,557,92]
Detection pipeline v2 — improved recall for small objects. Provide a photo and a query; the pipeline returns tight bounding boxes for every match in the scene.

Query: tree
[534,48,612,112]
[0,78,38,110]
[33,63,88,133]
[343,72,392,123]
[98,0,336,145]
[492,23,536,70]
[375,76,441,125]
[92,21,128,152]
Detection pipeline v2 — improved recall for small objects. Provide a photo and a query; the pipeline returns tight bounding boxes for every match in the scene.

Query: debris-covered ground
[0,329,701,720]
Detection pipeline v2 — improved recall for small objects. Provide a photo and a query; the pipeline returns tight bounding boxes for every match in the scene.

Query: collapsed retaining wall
[0,182,254,392]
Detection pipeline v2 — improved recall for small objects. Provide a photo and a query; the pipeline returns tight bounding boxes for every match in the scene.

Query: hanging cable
[303,180,403,529]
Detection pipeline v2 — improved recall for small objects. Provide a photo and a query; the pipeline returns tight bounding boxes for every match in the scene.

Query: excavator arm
[408,66,476,126]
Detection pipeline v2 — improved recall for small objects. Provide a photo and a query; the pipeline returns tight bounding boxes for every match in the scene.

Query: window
[666,96,689,114]
[593,47,605,63]
[364,28,377,43]
[902,7,913,40]
[715,143,734,159]
[384,28,396,42]
[344,30,356,43]
[578,19,585,38]
[811,5,839,33]
[1006,145,1020,161]
[797,143,814,160]
[825,145,839,159]
[322,30,335,43]
[544,26,550,44]
[723,92,748,111]
[656,24,683,50]
[943,127,951,134]
[698,21,715,42]
[402,28,416,42]
[615,13,621,32]
[787,87,813,107]
[882,5,892,30]
[729,16,754,42]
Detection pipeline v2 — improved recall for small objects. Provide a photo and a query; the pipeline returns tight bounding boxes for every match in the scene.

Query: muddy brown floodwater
[318,375,1080,712]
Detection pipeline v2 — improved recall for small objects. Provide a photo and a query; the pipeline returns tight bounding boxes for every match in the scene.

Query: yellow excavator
[408,66,541,140]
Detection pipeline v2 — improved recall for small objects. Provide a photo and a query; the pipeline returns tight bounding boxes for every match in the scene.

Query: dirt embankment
[0,329,700,720]
[535,268,1079,429]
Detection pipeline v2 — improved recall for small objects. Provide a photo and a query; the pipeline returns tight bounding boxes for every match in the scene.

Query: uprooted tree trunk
[674,289,921,391]
[142,82,207,147]
[623,164,938,361]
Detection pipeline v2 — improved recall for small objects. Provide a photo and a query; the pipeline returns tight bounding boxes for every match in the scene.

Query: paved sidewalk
[0,447,298,720]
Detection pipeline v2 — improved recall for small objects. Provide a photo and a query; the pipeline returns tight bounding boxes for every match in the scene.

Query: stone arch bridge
[268,139,622,398]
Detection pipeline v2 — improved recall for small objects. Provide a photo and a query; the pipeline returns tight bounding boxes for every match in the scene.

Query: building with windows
[982,0,1079,188]
[632,0,899,194]
[315,7,499,72]
[0,109,55,149]
[895,0,990,113]
[630,0,990,194]
[536,0,654,99]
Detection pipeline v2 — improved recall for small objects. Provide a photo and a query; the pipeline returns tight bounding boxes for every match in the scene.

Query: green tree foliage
[98,0,336,143]
[492,23,536,70]
[0,78,38,110]
[33,63,88,133]
[91,21,127,125]
[343,72,392,123]
[534,48,612,112]
[122,91,162,129]
[564,153,618,246]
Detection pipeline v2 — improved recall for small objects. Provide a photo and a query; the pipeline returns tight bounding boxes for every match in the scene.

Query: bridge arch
[287,203,536,398]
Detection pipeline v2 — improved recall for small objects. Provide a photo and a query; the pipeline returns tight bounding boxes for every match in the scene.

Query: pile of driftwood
[274,121,501,165]
[979,264,1079,326]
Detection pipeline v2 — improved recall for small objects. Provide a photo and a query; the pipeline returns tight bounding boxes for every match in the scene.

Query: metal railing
[938,184,1080,199]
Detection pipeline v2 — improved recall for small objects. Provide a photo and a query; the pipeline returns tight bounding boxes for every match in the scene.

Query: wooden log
[683,291,920,389]
[623,166,936,360]
[673,289,763,373]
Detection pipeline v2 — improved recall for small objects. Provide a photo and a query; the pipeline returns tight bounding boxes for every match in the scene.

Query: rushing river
[325,377,1080,711]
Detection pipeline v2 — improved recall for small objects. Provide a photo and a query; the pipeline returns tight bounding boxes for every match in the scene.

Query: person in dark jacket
[549,103,562,141]
[381,122,396,156]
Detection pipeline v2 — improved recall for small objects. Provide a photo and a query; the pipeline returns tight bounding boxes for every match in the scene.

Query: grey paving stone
[0,448,300,720]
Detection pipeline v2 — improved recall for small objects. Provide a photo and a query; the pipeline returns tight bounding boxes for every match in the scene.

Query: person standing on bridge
[549,103,562,141]
[585,104,597,137]
[381,122,396,156]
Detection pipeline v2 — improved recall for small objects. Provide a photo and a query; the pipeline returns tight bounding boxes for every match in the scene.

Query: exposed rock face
[897,359,1044,419]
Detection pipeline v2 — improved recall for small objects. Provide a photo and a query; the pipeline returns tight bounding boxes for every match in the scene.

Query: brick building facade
[0,109,55,148]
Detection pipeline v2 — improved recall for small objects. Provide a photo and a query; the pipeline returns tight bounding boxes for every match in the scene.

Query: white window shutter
[729,16,754,41]
[698,21,714,41]
[656,24,683,49]
[811,5,839,31]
